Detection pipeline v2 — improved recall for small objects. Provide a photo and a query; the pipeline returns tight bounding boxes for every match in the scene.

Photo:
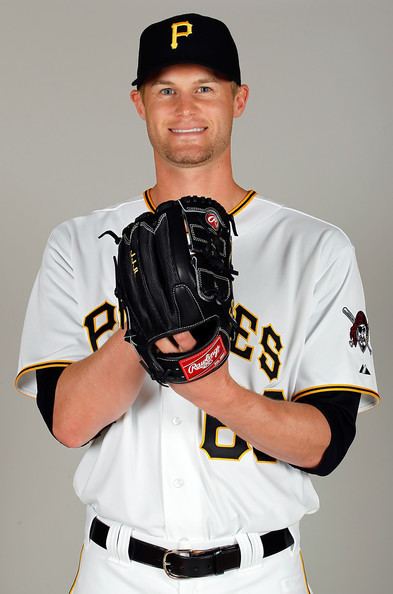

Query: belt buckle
[163,549,192,579]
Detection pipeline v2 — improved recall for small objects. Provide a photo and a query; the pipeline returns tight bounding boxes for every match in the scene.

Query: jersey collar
[143,189,257,216]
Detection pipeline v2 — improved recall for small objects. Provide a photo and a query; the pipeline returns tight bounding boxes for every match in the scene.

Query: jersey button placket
[173,478,184,488]
[161,388,205,541]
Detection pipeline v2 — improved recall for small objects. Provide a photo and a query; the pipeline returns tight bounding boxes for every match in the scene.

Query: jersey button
[172,417,182,425]
[173,478,184,488]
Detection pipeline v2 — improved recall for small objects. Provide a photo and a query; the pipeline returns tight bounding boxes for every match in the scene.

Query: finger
[174,331,197,351]
[155,332,197,353]
[155,337,180,353]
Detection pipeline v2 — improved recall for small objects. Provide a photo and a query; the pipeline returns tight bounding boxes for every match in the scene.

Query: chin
[165,150,214,167]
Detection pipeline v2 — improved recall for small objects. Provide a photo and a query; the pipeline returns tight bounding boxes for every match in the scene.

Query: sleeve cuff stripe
[292,384,380,402]
[15,360,73,387]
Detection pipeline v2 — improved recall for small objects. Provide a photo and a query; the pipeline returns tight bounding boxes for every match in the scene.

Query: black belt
[89,517,294,579]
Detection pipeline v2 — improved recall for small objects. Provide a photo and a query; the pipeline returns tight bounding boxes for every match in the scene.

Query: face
[357,324,368,352]
[131,64,248,168]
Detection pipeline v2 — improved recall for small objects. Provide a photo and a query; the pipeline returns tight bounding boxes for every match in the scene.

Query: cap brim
[132,58,239,88]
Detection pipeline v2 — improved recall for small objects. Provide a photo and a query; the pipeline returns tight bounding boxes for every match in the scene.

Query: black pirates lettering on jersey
[230,302,284,380]
[84,301,118,352]
[259,325,283,381]
[231,304,258,361]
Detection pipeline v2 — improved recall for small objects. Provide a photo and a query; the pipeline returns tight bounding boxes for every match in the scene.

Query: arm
[158,333,330,469]
[53,329,145,448]
[171,362,331,468]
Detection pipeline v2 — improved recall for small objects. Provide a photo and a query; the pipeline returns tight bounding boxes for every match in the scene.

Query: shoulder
[252,194,354,260]
[47,195,147,247]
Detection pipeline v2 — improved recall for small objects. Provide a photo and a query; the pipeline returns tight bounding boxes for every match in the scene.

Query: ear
[233,84,249,118]
[130,89,146,120]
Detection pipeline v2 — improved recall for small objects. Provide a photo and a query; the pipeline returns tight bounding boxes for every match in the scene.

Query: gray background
[1,0,391,592]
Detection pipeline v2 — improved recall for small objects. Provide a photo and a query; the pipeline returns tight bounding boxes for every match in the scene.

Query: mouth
[169,127,207,134]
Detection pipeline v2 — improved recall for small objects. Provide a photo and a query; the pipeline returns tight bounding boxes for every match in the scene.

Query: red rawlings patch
[180,335,227,381]
[206,211,219,231]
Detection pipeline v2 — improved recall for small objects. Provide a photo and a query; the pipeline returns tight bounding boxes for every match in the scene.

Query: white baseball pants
[69,516,312,594]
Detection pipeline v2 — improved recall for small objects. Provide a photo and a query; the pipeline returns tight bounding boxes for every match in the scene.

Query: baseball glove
[101,196,238,385]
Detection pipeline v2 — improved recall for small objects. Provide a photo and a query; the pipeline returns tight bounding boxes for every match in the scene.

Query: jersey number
[200,391,285,462]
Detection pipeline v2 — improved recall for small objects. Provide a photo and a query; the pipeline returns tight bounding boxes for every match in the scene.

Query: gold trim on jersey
[143,189,155,212]
[68,545,84,594]
[199,412,252,461]
[292,384,380,402]
[201,446,252,462]
[83,299,118,353]
[143,188,257,216]
[215,426,237,448]
[258,323,284,382]
[15,360,73,397]
[300,550,311,594]
[228,189,257,216]
[231,303,258,362]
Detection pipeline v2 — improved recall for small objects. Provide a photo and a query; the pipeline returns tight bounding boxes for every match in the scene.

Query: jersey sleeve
[16,222,89,398]
[292,241,380,412]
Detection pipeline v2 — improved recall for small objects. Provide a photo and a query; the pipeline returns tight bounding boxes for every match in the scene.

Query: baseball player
[16,13,380,594]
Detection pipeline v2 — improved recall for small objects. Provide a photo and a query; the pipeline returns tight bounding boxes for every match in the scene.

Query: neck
[149,149,248,212]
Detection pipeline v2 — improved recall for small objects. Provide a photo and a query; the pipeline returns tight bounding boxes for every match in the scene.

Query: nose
[174,93,197,117]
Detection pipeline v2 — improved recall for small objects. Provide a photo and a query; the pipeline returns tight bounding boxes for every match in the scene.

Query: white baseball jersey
[16,190,379,547]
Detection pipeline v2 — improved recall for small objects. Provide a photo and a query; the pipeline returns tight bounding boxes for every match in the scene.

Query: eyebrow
[151,77,220,86]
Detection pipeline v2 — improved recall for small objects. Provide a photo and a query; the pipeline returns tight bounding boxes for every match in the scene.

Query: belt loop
[117,524,133,565]
[106,520,122,562]
[235,532,265,570]
[234,533,253,569]
[249,532,264,566]
[84,506,97,547]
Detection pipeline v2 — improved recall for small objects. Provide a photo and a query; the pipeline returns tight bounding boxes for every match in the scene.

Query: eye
[160,88,175,96]
[197,86,213,94]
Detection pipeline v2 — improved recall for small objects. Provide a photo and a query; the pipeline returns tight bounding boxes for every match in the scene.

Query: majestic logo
[206,211,220,231]
[171,21,193,49]
[342,307,371,354]
[180,335,226,380]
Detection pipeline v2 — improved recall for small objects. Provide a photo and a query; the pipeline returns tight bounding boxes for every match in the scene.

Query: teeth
[171,127,205,133]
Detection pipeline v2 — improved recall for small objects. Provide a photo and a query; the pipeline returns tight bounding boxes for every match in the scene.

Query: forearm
[199,378,332,468]
[53,329,145,447]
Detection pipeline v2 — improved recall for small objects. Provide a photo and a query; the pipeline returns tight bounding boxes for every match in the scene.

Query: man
[16,13,379,593]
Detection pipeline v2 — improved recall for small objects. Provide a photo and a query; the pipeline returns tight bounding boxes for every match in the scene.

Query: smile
[169,127,207,134]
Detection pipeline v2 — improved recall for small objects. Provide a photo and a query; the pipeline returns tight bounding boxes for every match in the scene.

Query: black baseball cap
[132,13,241,87]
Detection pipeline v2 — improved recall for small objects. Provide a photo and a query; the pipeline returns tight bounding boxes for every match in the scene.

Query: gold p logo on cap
[171,20,193,50]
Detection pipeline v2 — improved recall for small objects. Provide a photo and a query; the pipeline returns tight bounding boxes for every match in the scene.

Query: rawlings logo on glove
[180,335,226,381]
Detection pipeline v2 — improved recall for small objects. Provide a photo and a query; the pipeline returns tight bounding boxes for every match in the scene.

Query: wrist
[200,370,241,418]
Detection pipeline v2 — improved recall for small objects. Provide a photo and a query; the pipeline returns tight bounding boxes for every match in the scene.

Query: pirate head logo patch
[342,307,371,354]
